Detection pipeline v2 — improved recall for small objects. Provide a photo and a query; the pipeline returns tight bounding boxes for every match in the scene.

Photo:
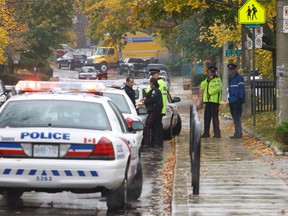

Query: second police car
[133,79,182,140]
[0,81,144,210]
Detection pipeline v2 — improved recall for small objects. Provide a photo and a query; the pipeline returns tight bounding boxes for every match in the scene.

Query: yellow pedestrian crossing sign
[238,0,266,24]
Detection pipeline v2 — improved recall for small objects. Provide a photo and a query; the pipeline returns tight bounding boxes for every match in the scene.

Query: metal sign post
[252,27,256,126]
[239,0,266,126]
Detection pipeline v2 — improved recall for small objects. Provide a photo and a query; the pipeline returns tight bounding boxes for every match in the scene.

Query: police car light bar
[15,80,106,94]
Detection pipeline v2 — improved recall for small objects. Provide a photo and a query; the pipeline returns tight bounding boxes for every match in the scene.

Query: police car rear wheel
[106,182,126,210]
[127,159,143,200]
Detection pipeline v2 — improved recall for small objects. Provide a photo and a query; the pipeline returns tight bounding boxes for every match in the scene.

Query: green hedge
[276,121,288,145]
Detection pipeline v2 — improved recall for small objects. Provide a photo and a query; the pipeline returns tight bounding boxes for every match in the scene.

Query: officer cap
[227,63,237,70]
[208,66,217,72]
[149,69,160,75]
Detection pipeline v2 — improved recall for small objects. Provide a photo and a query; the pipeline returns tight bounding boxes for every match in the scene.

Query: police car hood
[0,127,117,144]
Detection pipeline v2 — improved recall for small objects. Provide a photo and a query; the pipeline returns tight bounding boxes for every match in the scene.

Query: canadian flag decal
[84,138,96,144]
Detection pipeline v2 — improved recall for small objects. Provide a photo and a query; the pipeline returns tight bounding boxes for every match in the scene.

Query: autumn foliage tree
[12,0,75,70]
[0,0,19,65]
[80,0,276,77]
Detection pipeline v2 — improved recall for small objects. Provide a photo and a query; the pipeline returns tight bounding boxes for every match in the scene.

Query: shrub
[275,121,288,145]
[192,73,207,87]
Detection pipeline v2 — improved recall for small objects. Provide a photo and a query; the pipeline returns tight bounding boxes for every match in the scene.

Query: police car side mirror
[130,121,144,131]
[172,96,181,103]
[137,107,148,115]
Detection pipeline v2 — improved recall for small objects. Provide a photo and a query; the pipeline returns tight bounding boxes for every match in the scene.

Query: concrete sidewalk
[170,76,288,216]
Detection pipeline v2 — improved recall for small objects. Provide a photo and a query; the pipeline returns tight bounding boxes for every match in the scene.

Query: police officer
[122,76,136,107]
[227,63,245,139]
[143,78,163,147]
[200,65,222,138]
[146,68,168,147]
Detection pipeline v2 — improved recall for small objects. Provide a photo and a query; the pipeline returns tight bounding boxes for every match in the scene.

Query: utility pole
[276,0,288,123]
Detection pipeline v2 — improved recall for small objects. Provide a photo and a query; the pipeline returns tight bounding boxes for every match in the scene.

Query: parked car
[55,44,75,58]
[133,81,181,140]
[78,66,108,80]
[5,85,17,97]
[57,52,87,70]
[119,58,148,76]
[0,81,10,107]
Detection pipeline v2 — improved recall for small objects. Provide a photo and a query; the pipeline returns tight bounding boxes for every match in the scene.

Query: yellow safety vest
[200,76,222,104]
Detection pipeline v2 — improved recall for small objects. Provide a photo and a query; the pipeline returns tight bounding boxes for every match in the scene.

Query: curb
[222,114,284,156]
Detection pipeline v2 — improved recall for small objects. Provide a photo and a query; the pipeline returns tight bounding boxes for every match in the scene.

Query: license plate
[34,145,58,157]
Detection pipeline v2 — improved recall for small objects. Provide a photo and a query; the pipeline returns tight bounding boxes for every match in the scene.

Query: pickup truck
[119,58,148,76]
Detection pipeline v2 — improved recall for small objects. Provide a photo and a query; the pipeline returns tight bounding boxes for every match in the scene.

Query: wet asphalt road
[0,68,177,215]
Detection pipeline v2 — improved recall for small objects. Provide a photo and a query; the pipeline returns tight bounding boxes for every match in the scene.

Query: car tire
[106,181,126,210]
[163,116,173,140]
[2,189,23,208]
[3,189,23,201]
[68,63,75,71]
[99,62,108,73]
[172,114,182,136]
[119,68,123,75]
[127,158,143,200]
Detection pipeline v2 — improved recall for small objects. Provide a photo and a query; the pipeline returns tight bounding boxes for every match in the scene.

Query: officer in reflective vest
[200,65,222,138]
[145,69,168,147]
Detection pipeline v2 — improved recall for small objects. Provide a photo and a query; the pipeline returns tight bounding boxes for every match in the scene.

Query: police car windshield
[103,92,131,114]
[0,100,111,130]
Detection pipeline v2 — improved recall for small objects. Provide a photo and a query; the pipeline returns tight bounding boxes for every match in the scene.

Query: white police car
[0,81,144,210]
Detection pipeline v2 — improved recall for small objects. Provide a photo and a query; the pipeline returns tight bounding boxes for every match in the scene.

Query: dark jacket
[145,88,163,113]
[228,72,245,104]
[122,84,136,107]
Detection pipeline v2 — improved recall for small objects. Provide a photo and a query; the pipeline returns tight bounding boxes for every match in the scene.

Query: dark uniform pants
[203,102,220,136]
[229,101,243,137]
[151,114,163,147]
[143,112,162,147]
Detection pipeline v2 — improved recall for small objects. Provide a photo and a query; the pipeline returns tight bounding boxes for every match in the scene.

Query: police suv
[0,81,144,210]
